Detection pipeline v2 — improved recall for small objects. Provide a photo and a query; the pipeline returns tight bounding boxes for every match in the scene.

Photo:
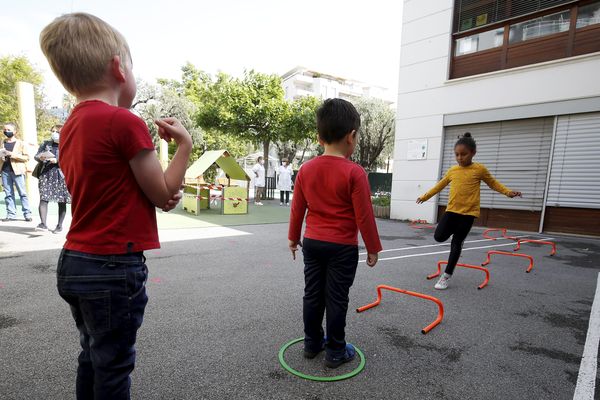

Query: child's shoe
[303,337,327,359]
[325,343,356,368]
[435,273,451,290]
[35,223,48,231]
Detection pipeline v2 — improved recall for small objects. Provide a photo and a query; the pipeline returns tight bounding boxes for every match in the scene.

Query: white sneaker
[434,273,451,290]
[280,202,283,206]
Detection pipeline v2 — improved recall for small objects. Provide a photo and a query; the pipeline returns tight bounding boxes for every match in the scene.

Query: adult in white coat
[277,158,293,206]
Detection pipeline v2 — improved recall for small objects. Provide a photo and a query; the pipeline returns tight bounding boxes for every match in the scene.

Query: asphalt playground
[1,202,600,399]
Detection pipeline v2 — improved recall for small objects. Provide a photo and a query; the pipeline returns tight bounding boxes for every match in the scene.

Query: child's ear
[110,55,126,83]
[346,130,357,143]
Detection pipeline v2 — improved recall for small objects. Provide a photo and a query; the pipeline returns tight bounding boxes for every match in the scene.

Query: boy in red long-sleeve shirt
[288,98,382,369]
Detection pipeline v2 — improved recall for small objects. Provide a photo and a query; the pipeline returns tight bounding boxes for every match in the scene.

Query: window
[577,1,600,28]
[455,27,505,56]
[453,0,575,33]
[509,10,571,43]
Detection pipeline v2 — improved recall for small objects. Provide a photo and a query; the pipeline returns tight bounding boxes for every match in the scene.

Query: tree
[191,68,288,178]
[275,95,320,166]
[0,55,60,143]
[133,79,201,148]
[351,97,395,171]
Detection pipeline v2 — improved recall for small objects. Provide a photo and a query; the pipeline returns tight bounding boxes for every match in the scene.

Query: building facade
[281,66,391,103]
[392,0,600,236]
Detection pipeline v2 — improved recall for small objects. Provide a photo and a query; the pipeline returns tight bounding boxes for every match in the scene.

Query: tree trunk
[263,139,270,182]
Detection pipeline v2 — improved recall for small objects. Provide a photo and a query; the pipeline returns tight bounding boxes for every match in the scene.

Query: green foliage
[0,55,60,144]
[275,95,320,165]
[371,191,391,207]
[351,97,395,171]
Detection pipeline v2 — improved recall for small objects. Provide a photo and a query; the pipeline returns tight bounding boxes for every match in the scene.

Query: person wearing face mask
[0,122,32,222]
[277,158,293,206]
[252,156,266,205]
[33,124,71,233]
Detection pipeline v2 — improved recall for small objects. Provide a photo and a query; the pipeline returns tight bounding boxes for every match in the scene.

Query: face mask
[3,130,14,138]
[51,131,60,142]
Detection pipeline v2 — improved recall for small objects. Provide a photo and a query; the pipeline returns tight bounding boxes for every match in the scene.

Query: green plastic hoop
[278,337,366,382]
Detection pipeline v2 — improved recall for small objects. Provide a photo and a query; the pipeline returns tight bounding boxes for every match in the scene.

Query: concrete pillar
[159,140,169,170]
[17,81,39,205]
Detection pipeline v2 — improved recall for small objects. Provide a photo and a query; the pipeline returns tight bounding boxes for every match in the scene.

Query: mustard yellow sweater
[420,163,512,218]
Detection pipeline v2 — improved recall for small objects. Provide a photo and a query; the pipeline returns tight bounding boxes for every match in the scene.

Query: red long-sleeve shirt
[288,155,382,254]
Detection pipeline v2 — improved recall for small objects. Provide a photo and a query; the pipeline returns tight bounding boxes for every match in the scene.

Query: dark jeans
[57,249,149,400]
[280,190,290,204]
[302,238,358,357]
[434,211,475,275]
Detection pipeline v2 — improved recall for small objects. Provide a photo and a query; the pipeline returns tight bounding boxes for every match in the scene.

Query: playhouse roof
[185,150,251,181]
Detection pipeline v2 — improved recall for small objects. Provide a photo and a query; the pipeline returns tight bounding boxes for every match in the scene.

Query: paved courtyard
[1,204,599,399]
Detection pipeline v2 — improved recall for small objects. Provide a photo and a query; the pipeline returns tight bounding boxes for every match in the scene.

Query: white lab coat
[252,163,265,187]
[277,164,293,191]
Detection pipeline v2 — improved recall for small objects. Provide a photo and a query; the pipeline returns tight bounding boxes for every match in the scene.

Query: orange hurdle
[409,219,435,230]
[482,228,518,241]
[356,284,444,334]
[427,261,490,290]
[514,239,556,256]
[481,250,535,273]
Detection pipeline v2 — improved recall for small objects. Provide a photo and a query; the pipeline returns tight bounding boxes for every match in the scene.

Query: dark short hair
[257,156,263,162]
[455,132,476,152]
[316,98,361,144]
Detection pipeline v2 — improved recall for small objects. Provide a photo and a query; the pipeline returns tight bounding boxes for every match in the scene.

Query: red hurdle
[514,239,556,256]
[427,261,490,290]
[482,250,535,273]
[356,284,444,334]
[482,228,518,241]
[409,219,435,229]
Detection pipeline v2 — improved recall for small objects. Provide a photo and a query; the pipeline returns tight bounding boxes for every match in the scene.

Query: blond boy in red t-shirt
[288,98,382,369]
[40,13,192,399]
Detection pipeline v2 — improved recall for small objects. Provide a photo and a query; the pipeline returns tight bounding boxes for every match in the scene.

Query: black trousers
[434,211,475,275]
[280,190,290,204]
[302,238,358,357]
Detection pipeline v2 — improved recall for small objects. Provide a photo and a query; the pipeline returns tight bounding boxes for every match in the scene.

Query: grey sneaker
[35,223,48,231]
[435,273,451,290]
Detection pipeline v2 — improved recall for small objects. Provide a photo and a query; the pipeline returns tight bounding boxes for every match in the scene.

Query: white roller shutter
[440,117,553,211]
[546,112,600,209]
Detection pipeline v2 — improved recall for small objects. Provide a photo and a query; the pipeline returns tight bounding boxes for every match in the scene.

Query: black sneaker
[52,226,63,234]
[325,344,356,369]
[35,223,48,231]
[303,338,327,359]
[24,217,33,222]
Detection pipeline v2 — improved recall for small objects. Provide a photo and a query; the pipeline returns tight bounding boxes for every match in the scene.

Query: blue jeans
[1,169,32,219]
[57,249,149,400]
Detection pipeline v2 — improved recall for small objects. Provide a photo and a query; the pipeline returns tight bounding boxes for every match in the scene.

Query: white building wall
[392,0,600,222]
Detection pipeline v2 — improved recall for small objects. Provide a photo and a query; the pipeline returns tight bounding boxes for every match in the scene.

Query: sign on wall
[407,139,428,160]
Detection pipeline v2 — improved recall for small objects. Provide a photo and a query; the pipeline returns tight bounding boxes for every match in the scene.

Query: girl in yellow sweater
[417,132,521,290]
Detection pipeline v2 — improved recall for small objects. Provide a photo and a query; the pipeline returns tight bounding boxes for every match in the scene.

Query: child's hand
[508,191,522,198]
[161,191,182,212]
[289,240,302,260]
[416,197,424,204]
[155,118,192,147]
[366,253,378,267]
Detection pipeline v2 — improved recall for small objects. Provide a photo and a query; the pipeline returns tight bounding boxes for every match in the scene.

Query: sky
[1,0,403,107]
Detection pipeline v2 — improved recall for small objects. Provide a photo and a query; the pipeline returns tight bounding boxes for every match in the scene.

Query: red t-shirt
[288,155,382,254]
[60,100,159,254]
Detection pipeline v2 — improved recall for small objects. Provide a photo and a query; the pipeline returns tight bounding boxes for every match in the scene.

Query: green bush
[371,192,391,207]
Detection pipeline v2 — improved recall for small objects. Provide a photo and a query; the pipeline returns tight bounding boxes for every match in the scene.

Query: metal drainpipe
[539,115,559,233]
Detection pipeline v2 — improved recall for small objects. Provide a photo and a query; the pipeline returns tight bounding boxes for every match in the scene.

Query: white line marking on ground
[359,235,530,256]
[573,272,600,400]
[359,237,554,263]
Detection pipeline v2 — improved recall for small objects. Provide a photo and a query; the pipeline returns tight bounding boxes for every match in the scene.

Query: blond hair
[40,13,131,95]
